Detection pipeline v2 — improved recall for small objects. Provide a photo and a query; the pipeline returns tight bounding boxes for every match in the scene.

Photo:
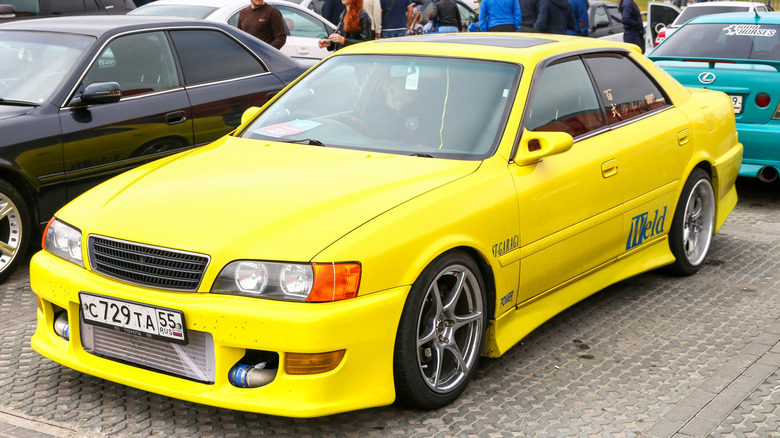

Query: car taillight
[756,93,771,108]
[654,30,666,47]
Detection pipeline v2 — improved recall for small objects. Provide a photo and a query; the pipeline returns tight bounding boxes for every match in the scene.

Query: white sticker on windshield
[405,65,420,91]
[256,119,321,137]
[723,24,776,37]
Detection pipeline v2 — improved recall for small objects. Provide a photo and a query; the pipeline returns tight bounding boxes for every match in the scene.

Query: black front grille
[88,236,209,291]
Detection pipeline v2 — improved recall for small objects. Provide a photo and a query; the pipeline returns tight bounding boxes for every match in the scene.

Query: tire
[667,168,716,276]
[393,250,487,409]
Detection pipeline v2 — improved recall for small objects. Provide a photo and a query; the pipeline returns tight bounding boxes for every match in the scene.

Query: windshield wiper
[409,153,434,158]
[0,98,38,106]
[284,138,326,147]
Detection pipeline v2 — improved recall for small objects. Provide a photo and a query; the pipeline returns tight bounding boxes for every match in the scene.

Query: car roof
[0,15,215,37]
[341,33,638,64]
[134,0,290,8]
[682,0,766,7]
[686,10,780,24]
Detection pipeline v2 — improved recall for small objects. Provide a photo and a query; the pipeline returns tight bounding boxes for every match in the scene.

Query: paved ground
[1,178,778,438]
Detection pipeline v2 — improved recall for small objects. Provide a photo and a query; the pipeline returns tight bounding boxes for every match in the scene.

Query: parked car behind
[588,0,623,38]
[652,1,769,48]
[130,0,336,61]
[650,11,780,182]
[0,16,307,282]
[0,0,135,22]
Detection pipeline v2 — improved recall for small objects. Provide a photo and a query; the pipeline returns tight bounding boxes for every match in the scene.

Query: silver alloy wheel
[415,264,483,393]
[0,193,21,273]
[682,179,715,267]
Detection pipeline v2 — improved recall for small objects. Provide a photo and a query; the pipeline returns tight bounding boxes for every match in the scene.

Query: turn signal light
[285,350,345,375]
[307,263,361,302]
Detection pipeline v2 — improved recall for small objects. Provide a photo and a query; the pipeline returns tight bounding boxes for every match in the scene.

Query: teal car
[649,12,780,182]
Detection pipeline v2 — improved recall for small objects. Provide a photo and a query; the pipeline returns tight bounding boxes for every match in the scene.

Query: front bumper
[30,250,408,417]
[736,122,780,178]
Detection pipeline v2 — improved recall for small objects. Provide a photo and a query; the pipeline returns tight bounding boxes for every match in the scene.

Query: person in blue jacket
[479,0,523,32]
[566,0,589,36]
[619,0,644,53]
[534,0,575,34]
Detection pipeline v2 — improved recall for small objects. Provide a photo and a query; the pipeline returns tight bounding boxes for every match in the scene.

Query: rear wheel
[393,250,486,409]
[0,179,30,283]
[667,169,715,276]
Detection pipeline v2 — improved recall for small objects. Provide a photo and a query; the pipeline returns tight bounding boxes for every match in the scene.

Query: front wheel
[667,168,716,276]
[0,179,30,283]
[393,250,486,409]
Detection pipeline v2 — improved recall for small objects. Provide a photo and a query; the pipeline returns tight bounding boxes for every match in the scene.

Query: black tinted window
[526,57,605,137]
[652,23,780,61]
[169,30,267,85]
[51,0,86,14]
[101,0,127,8]
[3,0,40,15]
[583,53,668,125]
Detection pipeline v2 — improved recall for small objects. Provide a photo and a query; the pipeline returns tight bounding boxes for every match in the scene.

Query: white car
[130,0,336,61]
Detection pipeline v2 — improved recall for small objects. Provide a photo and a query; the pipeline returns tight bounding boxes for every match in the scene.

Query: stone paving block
[741,342,772,357]
[725,352,760,369]
[698,402,738,421]
[756,352,780,367]
[662,404,699,423]
[643,419,684,438]
[752,332,780,346]
[744,363,777,379]
[679,417,719,436]
[711,387,751,408]
[679,390,716,409]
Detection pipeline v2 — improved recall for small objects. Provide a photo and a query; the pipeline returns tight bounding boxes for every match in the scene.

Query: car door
[168,29,286,145]
[646,2,680,51]
[60,30,194,202]
[275,4,333,60]
[582,53,690,251]
[590,3,616,38]
[510,56,623,304]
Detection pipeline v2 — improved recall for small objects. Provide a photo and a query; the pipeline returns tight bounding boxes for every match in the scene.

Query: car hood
[63,135,481,261]
[0,105,33,121]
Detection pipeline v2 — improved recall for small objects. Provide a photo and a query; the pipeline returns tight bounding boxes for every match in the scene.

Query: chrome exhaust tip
[229,363,277,388]
[757,166,779,183]
[53,312,69,341]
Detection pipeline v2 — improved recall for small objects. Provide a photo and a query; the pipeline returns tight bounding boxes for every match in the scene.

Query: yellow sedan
[30,33,742,417]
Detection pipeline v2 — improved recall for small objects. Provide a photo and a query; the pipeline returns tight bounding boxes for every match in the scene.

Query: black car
[588,0,623,39]
[0,0,135,22]
[0,16,307,281]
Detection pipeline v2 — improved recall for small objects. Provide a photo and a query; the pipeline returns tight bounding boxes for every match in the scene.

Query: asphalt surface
[1,177,778,438]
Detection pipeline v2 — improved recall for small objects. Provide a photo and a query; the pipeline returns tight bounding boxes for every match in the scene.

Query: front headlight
[211,261,360,302]
[42,218,83,267]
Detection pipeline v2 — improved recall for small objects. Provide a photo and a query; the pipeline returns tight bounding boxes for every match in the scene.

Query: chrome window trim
[58,86,188,111]
[62,25,271,108]
[183,71,274,90]
[87,234,212,292]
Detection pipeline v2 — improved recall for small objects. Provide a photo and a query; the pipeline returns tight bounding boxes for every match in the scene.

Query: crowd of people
[237,0,647,54]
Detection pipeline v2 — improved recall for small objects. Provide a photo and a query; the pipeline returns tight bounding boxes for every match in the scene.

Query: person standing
[322,0,346,26]
[479,0,522,32]
[380,0,413,38]
[364,0,383,38]
[534,0,575,34]
[318,0,374,51]
[620,0,644,53]
[566,0,589,36]
[519,0,540,32]
[431,0,462,33]
[237,0,287,50]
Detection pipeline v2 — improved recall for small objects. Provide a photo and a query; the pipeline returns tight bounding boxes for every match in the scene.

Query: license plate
[730,95,743,114]
[79,292,187,345]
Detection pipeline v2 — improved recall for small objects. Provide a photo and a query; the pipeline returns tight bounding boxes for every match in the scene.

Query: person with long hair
[318,0,374,51]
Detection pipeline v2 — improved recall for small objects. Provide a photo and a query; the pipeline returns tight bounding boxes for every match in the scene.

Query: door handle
[601,159,618,178]
[297,47,310,55]
[165,111,187,125]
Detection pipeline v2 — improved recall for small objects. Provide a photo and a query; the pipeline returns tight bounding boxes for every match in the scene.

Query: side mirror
[0,4,16,17]
[514,130,573,166]
[240,106,262,126]
[76,82,121,106]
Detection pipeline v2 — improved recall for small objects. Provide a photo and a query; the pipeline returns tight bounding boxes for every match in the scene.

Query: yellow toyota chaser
[30,34,742,417]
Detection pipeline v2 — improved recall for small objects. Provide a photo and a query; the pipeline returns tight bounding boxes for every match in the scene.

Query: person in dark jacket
[319,0,374,51]
[620,0,644,53]
[519,0,540,32]
[237,0,287,50]
[566,0,589,36]
[534,0,575,34]
[431,0,462,33]
[322,0,346,25]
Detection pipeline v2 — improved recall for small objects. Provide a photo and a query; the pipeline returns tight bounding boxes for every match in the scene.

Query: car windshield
[0,31,94,105]
[653,23,780,61]
[242,55,520,159]
[129,5,219,19]
[673,5,750,26]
